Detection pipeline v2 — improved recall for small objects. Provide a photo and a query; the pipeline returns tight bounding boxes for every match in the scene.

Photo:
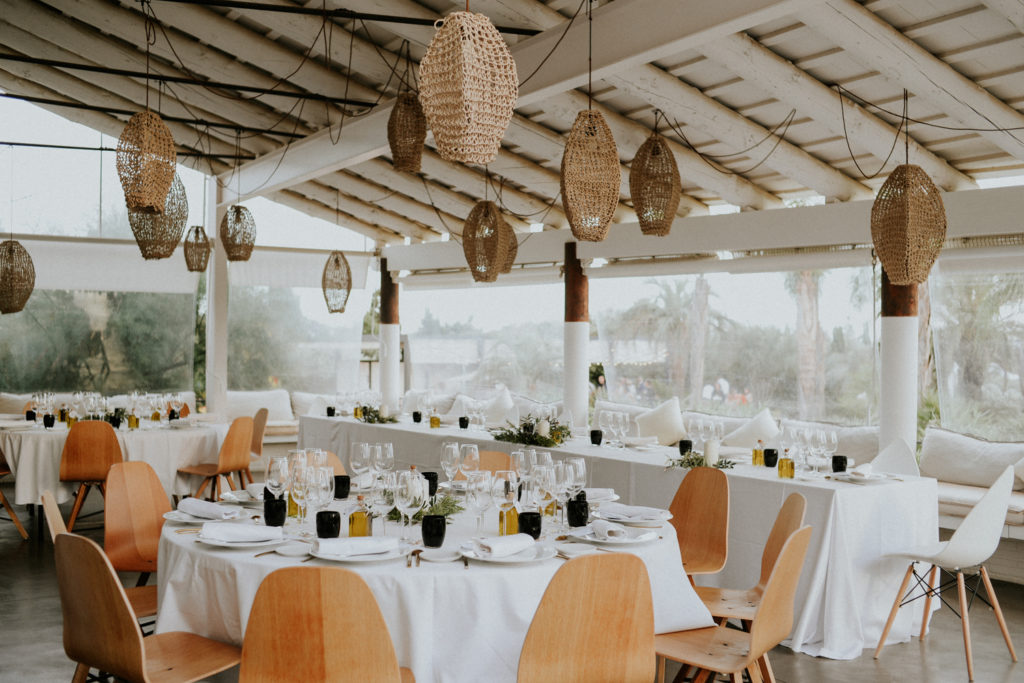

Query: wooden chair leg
[980,566,1017,662]
[692,669,712,683]
[957,571,974,682]
[243,467,254,485]
[0,490,28,540]
[72,662,89,683]
[214,476,222,501]
[919,564,938,639]
[226,475,237,492]
[193,477,212,501]
[66,483,90,532]
[729,673,743,683]
[656,656,665,683]
[758,653,776,683]
[875,562,914,658]
[746,662,765,683]
[671,663,692,683]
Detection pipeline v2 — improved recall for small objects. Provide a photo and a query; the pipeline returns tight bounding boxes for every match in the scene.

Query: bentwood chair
[239,567,414,682]
[870,438,920,477]
[44,489,159,622]
[875,466,1017,681]
[455,450,512,480]
[55,533,240,683]
[656,526,813,683]
[59,420,123,531]
[669,467,730,578]
[0,454,28,540]
[177,416,254,501]
[241,408,269,486]
[518,553,655,682]
[104,462,171,587]
[325,451,347,475]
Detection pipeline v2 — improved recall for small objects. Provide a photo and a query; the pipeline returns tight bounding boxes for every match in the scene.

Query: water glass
[465,471,493,534]
[440,442,461,487]
[395,470,428,542]
[460,444,480,477]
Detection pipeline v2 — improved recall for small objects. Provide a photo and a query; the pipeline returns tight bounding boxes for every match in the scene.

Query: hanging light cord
[587,0,593,110]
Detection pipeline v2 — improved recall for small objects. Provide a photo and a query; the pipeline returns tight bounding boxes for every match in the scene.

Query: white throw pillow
[635,397,687,447]
[0,392,30,413]
[403,389,429,414]
[485,388,516,428]
[444,394,474,421]
[723,408,779,448]
[919,427,1024,491]
[226,389,294,422]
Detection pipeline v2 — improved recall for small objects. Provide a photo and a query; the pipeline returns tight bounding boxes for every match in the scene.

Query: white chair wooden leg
[980,566,1017,662]
[957,571,974,682]
[919,564,938,639]
[875,562,914,658]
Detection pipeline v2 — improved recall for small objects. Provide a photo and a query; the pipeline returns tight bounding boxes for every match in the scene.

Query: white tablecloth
[157,509,713,683]
[0,422,230,504]
[299,416,939,659]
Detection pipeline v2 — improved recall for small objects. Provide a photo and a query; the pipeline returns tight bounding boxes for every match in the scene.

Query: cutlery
[174,528,201,534]
[412,549,423,567]
[253,549,276,558]
[462,556,469,569]
[300,555,315,562]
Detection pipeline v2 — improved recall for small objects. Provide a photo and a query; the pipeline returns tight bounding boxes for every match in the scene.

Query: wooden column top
[881,269,918,317]
[380,257,399,325]
[564,241,588,323]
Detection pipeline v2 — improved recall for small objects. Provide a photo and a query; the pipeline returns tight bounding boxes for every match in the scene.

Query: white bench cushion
[226,389,294,422]
[937,481,1024,526]
[920,427,1024,491]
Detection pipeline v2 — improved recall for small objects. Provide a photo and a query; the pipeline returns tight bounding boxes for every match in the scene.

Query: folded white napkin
[623,436,659,448]
[246,483,266,499]
[200,522,282,543]
[590,519,628,539]
[599,502,667,522]
[178,498,241,520]
[315,537,399,557]
[850,463,875,478]
[472,533,534,558]
[584,488,615,500]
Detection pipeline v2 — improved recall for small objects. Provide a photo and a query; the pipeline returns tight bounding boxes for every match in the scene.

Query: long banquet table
[156,508,714,683]
[299,415,939,660]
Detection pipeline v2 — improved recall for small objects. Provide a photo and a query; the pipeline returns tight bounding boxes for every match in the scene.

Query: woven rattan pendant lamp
[630,129,681,236]
[418,11,518,164]
[183,225,211,272]
[128,173,188,259]
[388,45,427,173]
[116,110,177,214]
[463,200,516,282]
[871,164,946,285]
[0,238,34,314]
[322,251,352,313]
[219,205,256,262]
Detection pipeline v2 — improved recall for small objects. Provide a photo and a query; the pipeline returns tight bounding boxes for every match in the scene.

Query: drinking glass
[566,457,587,500]
[824,430,839,460]
[492,470,519,534]
[459,444,480,477]
[367,443,383,479]
[465,471,493,534]
[536,451,553,469]
[534,465,558,531]
[368,472,396,536]
[523,468,548,513]
[440,442,460,488]
[614,412,630,447]
[349,442,371,485]
[375,442,395,476]
[315,466,334,513]
[509,450,525,478]
[598,412,613,447]
[309,448,328,469]
[290,462,310,535]
[266,456,288,500]
[394,470,428,542]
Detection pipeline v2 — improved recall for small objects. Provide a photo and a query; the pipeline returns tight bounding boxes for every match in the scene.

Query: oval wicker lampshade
[116,110,177,214]
[561,110,621,242]
[418,11,518,164]
[870,164,946,285]
[128,173,188,260]
[219,205,256,262]
[463,200,515,283]
[183,225,211,272]
[0,239,35,314]
[322,251,353,314]
[388,92,427,173]
[501,225,518,274]
[630,133,681,236]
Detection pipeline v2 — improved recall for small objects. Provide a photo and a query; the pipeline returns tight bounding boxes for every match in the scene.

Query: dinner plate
[585,492,620,504]
[195,536,284,549]
[219,491,264,508]
[274,542,312,557]
[164,509,247,524]
[830,473,895,486]
[309,547,408,564]
[568,527,659,546]
[591,509,672,528]
[461,545,557,565]
[419,548,462,563]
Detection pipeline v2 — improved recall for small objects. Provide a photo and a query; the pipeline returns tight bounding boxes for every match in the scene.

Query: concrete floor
[1,489,1021,683]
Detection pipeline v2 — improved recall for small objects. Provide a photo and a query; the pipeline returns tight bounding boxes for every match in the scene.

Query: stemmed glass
[460,444,480,478]
[440,442,461,490]
[566,457,587,501]
[492,470,519,534]
[289,461,310,535]
[309,466,333,518]
[374,443,395,477]
[308,448,328,469]
[824,429,839,465]
[598,412,613,447]
[266,456,288,501]
[614,412,630,447]
[368,472,396,537]
[349,442,371,488]
[465,471,493,534]
[394,469,428,543]
[534,465,559,531]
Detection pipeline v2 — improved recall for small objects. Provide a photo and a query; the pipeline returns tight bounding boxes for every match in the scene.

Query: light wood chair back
[239,567,406,683]
[748,526,813,660]
[217,416,254,475]
[455,450,512,481]
[325,451,347,476]
[42,490,66,542]
[518,553,655,682]
[668,466,730,575]
[250,408,269,459]
[55,533,147,682]
[104,462,172,574]
[59,420,123,482]
[757,492,806,591]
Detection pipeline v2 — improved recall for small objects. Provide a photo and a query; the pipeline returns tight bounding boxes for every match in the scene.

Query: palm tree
[785,271,824,420]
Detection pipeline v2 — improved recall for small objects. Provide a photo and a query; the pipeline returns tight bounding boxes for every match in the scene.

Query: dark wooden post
[380,257,399,325]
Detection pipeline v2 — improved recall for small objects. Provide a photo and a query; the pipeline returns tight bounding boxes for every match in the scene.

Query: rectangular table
[300,415,939,659]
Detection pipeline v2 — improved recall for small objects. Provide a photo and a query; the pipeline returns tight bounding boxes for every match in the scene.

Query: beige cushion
[723,408,780,448]
[0,392,30,413]
[920,427,1024,491]
[484,388,516,428]
[291,391,334,417]
[263,420,299,437]
[226,389,294,422]
[937,481,1024,526]
[635,397,687,446]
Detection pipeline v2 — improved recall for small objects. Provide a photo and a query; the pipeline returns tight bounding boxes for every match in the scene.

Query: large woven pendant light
[0,239,34,314]
[219,205,256,262]
[561,110,620,242]
[870,164,946,285]
[630,132,681,236]
[418,11,518,164]
[388,93,428,173]
[501,223,518,274]
[463,200,515,282]
[183,225,211,272]
[128,173,188,259]
[116,110,177,214]
[322,251,352,313]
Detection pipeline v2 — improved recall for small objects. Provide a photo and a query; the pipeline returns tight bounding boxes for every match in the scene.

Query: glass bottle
[752,439,765,467]
[778,448,795,479]
[353,404,364,420]
[429,408,441,429]
[348,495,370,537]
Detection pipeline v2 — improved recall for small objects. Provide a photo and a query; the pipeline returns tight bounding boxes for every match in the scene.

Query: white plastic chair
[874,466,1017,681]
[871,439,920,477]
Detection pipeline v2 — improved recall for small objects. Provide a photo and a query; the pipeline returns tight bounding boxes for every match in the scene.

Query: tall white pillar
[879,317,918,452]
[564,321,590,430]
[204,176,228,416]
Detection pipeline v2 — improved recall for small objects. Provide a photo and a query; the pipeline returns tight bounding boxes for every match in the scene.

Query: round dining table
[156,505,714,683]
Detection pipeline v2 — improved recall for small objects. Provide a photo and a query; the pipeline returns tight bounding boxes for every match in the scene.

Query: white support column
[564,321,590,430]
[204,176,228,416]
[380,323,401,414]
[879,317,918,452]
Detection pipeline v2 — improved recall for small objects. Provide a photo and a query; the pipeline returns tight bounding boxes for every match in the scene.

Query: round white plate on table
[461,545,557,565]
[274,542,312,557]
[591,510,672,528]
[419,548,462,563]
[585,492,620,504]
[568,528,660,546]
[830,472,894,486]
[195,536,285,549]
[218,491,264,508]
[309,548,408,564]
[164,510,250,524]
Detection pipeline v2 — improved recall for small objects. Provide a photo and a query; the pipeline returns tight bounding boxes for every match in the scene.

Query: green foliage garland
[491,415,572,448]
[359,406,398,424]
[666,454,735,471]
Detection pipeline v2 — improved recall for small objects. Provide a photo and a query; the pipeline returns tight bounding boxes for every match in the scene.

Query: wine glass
[824,430,839,463]
[460,444,480,477]
[614,412,630,447]
[440,442,461,489]
[492,470,519,534]
[266,456,288,501]
[598,411,613,447]
[289,461,310,535]
[368,472,396,536]
[566,457,587,500]
[375,442,395,476]
[367,443,383,479]
[534,465,558,530]
[349,442,371,487]
[308,466,333,516]
[553,462,576,529]
[395,469,428,543]
[523,467,549,514]
[465,471,493,535]
[308,448,328,469]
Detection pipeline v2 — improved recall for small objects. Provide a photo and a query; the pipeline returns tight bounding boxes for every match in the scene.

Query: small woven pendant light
[870,164,946,285]
[561,110,621,242]
[463,200,515,282]
[500,225,518,274]
[418,11,518,164]
[322,251,352,313]
[0,239,35,314]
[630,132,681,236]
[388,93,427,173]
[219,205,256,262]
[116,110,177,214]
[128,173,188,259]
[183,225,211,272]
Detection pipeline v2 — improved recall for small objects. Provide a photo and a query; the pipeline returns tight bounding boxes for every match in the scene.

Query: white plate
[195,536,285,549]
[164,509,248,524]
[831,473,894,486]
[419,548,462,563]
[310,547,408,564]
[274,542,312,557]
[569,528,660,546]
[219,491,264,508]
[461,545,557,565]
[591,510,672,528]
[587,493,620,504]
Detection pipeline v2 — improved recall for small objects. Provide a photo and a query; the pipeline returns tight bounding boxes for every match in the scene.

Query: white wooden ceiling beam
[981,1,1024,33]
[799,0,1024,163]
[324,170,460,237]
[700,32,976,191]
[270,189,396,245]
[290,180,436,242]
[350,159,481,230]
